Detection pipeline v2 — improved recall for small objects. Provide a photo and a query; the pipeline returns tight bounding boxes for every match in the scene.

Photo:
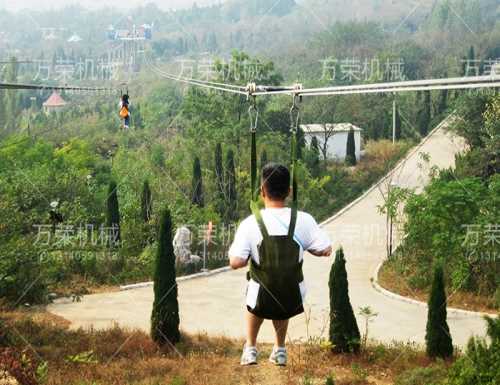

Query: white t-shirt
[229,208,331,309]
[229,207,331,264]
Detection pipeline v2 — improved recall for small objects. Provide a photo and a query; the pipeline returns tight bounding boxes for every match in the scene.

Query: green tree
[192,156,204,207]
[395,105,402,141]
[329,247,360,353]
[345,128,357,166]
[225,149,237,222]
[141,180,152,223]
[446,317,500,385]
[418,91,432,137]
[151,207,180,345]
[3,57,19,132]
[425,264,453,359]
[106,180,121,245]
[214,143,225,217]
[295,126,305,160]
[307,136,321,177]
[133,103,144,129]
[260,148,268,169]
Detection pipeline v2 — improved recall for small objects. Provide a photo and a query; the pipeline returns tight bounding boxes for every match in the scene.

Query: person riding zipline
[119,94,131,129]
[229,163,332,366]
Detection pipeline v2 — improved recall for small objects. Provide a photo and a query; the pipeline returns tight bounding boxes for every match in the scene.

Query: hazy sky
[0,0,221,11]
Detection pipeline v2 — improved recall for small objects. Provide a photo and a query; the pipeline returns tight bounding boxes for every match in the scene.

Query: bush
[425,264,453,359]
[329,247,360,353]
[151,207,180,345]
[394,365,448,385]
[446,317,500,385]
[0,238,47,306]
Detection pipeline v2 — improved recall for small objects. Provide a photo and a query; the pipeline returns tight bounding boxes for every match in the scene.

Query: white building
[301,123,363,162]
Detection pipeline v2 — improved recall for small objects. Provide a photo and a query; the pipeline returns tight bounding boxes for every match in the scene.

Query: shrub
[394,365,448,385]
[329,247,360,353]
[445,317,500,385]
[151,207,180,345]
[425,264,453,359]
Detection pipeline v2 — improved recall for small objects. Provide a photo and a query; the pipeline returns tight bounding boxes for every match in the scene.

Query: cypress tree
[141,180,152,223]
[395,106,402,141]
[309,136,321,177]
[106,180,121,245]
[329,247,360,353]
[151,207,180,345]
[191,156,204,207]
[418,91,432,137]
[260,149,268,170]
[4,57,19,132]
[214,143,225,217]
[425,264,453,359]
[296,126,305,160]
[345,128,357,166]
[225,149,237,222]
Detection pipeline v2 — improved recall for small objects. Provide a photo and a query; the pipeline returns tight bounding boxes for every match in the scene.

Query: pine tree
[425,264,453,359]
[329,247,360,353]
[191,156,204,207]
[345,128,357,166]
[106,181,121,246]
[141,180,152,223]
[214,143,225,218]
[225,149,237,222]
[151,207,180,345]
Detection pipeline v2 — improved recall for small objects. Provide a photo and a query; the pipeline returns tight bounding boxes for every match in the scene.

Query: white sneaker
[269,346,287,366]
[240,345,258,366]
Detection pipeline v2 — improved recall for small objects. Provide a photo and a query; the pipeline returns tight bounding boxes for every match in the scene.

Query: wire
[0,82,116,93]
[252,75,500,96]
[299,81,500,97]
[144,55,247,94]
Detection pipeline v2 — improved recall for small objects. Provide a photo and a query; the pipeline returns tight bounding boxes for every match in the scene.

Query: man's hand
[229,256,249,269]
[308,245,332,257]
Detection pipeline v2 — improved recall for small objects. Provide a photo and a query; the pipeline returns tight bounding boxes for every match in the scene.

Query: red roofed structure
[43,91,68,114]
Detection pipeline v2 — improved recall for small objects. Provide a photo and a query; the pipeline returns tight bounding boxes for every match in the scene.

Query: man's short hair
[261,163,290,201]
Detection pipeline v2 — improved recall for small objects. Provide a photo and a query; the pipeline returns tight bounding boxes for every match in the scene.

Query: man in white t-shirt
[229,163,332,366]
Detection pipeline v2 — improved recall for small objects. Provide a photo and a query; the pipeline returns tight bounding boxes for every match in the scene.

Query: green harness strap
[248,94,300,240]
[246,95,304,320]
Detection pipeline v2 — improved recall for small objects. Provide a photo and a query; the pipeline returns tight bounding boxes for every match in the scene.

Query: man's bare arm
[229,256,249,269]
[308,245,332,257]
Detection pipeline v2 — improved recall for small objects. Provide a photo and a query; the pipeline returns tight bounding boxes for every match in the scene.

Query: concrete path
[49,120,489,348]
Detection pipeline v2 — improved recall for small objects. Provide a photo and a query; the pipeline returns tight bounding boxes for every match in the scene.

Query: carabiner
[248,96,259,132]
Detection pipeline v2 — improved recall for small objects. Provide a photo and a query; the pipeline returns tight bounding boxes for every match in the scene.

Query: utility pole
[392,95,396,144]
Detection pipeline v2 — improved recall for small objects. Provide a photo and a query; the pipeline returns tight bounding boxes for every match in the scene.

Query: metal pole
[389,215,393,257]
[203,238,207,271]
[392,96,396,144]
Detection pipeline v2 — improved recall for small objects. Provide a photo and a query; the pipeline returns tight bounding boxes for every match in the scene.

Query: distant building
[67,34,82,43]
[43,91,68,114]
[106,23,152,41]
[301,123,363,161]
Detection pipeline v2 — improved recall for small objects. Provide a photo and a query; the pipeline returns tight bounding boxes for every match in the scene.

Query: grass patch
[379,259,498,313]
[0,308,452,385]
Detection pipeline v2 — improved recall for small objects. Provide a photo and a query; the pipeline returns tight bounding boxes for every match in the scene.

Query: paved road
[49,121,489,348]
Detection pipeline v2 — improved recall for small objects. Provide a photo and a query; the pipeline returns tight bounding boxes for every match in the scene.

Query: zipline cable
[144,55,247,94]
[251,74,500,97]
[0,82,116,93]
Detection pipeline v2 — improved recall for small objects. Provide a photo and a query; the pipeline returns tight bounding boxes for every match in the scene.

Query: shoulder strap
[288,203,298,239]
[288,100,299,240]
[250,200,269,239]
